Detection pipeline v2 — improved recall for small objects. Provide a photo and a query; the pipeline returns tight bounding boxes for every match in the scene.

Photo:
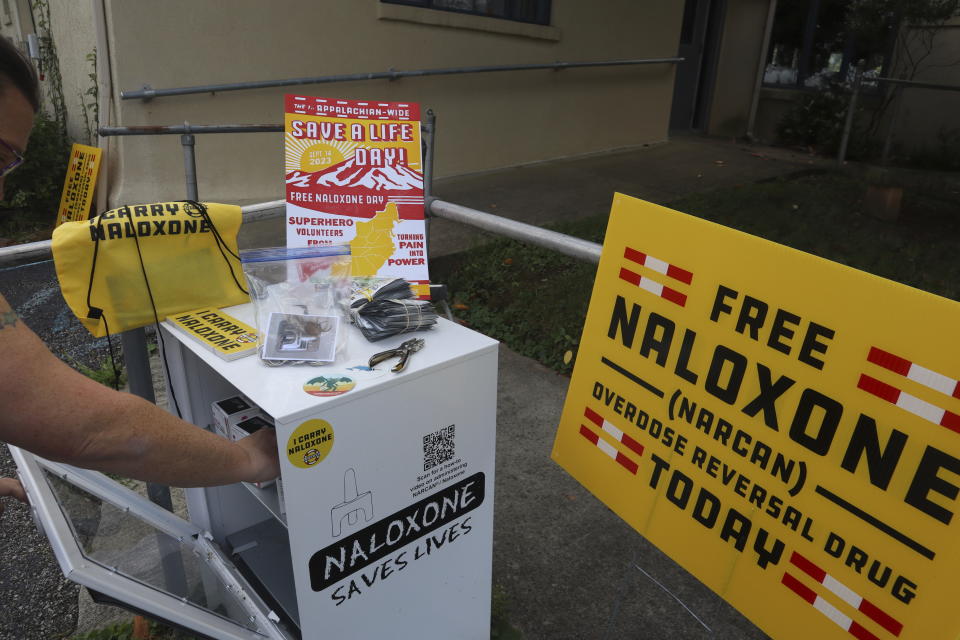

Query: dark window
[382,0,551,26]
[763,0,895,90]
[679,0,699,45]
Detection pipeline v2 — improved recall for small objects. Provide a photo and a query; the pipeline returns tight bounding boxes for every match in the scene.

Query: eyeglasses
[0,136,25,178]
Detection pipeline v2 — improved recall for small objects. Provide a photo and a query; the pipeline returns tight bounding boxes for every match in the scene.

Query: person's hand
[0,477,27,520]
[236,428,281,484]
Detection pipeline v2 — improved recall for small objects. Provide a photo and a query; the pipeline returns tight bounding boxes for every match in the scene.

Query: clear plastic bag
[239,246,351,365]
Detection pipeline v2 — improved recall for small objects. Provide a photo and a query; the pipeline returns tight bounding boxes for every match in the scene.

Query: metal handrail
[121,57,684,101]
[876,77,960,93]
[428,199,601,263]
[99,124,283,135]
[0,198,600,266]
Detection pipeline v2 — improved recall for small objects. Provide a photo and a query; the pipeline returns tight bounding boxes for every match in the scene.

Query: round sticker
[287,419,335,469]
[344,364,387,380]
[304,375,357,397]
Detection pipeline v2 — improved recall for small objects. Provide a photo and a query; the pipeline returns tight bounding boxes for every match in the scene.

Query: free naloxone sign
[552,194,960,640]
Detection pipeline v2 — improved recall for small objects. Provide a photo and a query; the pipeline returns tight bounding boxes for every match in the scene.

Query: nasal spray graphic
[331,468,374,537]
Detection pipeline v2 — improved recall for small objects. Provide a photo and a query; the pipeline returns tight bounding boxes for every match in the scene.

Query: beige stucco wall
[890,23,960,155]
[93,0,683,207]
[714,10,960,151]
[47,0,96,144]
[0,0,32,46]
[1,0,97,144]
[706,0,768,137]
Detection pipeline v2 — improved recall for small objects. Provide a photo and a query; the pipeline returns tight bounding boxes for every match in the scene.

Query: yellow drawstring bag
[52,201,250,337]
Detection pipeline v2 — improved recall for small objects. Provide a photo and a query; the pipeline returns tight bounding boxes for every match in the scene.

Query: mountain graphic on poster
[350,202,399,276]
[313,157,422,191]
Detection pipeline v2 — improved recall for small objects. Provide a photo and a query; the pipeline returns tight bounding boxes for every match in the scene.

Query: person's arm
[0,477,26,517]
[0,294,279,487]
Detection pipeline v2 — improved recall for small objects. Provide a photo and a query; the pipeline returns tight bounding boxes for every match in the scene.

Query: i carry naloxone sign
[552,194,960,640]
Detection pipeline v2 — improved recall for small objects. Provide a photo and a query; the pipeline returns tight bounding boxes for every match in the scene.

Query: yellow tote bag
[52,201,250,337]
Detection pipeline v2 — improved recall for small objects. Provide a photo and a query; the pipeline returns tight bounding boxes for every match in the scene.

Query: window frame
[762,0,897,92]
[380,0,552,26]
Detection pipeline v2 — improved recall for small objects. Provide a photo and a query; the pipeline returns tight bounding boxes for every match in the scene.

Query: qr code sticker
[423,424,456,471]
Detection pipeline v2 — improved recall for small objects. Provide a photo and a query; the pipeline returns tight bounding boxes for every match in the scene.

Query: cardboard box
[211,395,259,440]
[231,415,276,489]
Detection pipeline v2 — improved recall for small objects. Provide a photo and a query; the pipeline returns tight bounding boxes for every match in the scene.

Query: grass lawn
[430,170,960,375]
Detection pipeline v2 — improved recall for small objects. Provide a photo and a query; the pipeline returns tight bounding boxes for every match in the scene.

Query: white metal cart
[13,305,498,639]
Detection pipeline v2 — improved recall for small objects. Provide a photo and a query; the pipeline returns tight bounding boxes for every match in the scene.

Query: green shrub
[775,83,875,158]
[905,127,960,171]
[0,111,71,229]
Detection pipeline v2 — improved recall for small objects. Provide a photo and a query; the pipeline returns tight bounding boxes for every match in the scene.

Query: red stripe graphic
[943,411,960,434]
[661,287,688,307]
[584,407,604,426]
[783,572,882,640]
[579,424,599,445]
[583,407,645,457]
[867,346,960,400]
[622,247,694,284]
[849,622,881,640]
[618,268,688,307]
[860,600,903,638]
[858,374,900,404]
[578,425,639,474]
[667,264,693,284]
[789,552,903,636]
[614,450,638,474]
[867,347,911,376]
[618,267,640,287]
[859,374,960,435]
[790,551,826,582]
[782,572,816,604]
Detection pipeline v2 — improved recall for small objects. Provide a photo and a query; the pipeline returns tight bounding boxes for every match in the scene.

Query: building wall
[91,0,683,207]
[713,7,960,151]
[0,0,97,143]
[0,0,32,46]
[706,0,768,137]
[46,0,96,144]
[891,21,960,156]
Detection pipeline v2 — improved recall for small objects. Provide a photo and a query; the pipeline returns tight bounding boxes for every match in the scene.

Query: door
[670,0,719,131]
[10,446,293,640]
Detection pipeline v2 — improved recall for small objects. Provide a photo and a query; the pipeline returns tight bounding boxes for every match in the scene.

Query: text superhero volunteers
[0,38,280,520]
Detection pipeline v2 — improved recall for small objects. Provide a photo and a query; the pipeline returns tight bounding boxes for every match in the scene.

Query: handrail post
[422,109,437,255]
[837,62,863,166]
[181,123,199,200]
[881,85,904,167]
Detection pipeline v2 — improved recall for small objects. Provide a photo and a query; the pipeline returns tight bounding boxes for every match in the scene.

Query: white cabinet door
[10,446,294,640]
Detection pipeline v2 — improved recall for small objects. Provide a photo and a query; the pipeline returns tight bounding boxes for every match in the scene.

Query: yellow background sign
[552,194,960,640]
[55,143,101,227]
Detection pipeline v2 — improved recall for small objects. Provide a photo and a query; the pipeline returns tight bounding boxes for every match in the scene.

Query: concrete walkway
[426,135,828,258]
[2,135,824,639]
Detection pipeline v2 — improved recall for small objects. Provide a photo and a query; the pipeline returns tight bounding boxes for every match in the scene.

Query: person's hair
[0,36,40,113]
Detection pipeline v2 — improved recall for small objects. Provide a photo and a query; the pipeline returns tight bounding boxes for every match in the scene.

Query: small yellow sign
[552,194,960,640]
[286,419,335,469]
[54,143,101,227]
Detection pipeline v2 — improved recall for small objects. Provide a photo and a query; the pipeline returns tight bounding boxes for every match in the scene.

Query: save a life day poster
[553,194,960,640]
[284,95,429,296]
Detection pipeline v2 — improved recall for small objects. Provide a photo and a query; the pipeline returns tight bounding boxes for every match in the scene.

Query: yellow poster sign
[54,143,101,227]
[552,194,960,640]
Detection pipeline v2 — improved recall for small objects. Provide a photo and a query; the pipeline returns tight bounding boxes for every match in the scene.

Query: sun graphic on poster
[284,134,358,174]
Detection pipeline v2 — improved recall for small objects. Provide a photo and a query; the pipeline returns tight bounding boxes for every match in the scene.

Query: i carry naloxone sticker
[287,419,335,469]
[552,193,960,640]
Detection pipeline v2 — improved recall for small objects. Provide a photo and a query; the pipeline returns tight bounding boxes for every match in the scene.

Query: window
[763,0,896,90]
[381,0,551,26]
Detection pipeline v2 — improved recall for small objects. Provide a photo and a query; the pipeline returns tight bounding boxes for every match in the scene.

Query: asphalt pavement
[0,135,822,639]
